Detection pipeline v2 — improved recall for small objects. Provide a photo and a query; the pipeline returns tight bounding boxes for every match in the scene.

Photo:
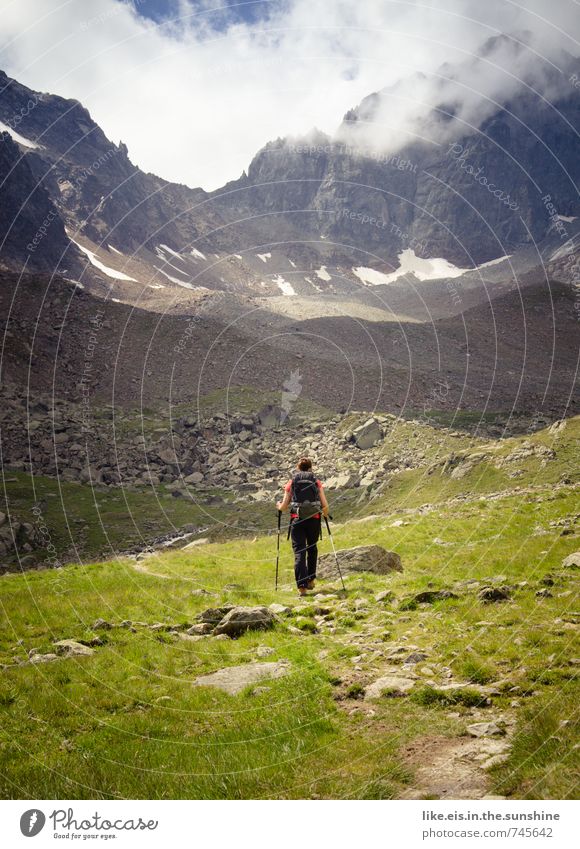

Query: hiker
[276,457,329,596]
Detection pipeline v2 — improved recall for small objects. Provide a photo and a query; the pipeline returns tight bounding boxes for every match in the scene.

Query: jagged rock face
[213,85,580,266]
[0,70,216,262]
[0,132,69,271]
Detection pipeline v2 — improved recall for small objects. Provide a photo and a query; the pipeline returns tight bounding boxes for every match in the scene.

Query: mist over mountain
[1,37,579,282]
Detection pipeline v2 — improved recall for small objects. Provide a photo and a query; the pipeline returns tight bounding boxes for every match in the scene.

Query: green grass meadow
[0,416,578,799]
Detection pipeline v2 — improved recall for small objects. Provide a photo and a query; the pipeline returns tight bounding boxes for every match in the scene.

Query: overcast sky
[0,0,578,189]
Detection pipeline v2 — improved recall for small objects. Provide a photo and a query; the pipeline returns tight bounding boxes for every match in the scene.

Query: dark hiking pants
[290,516,321,588]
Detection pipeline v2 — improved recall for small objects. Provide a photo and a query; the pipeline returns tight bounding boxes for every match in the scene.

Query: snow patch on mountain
[257,252,272,263]
[154,266,196,287]
[159,244,184,261]
[155,252,190,278]
[72,239,137,281]
[352,266,392,286]
[0,120,40,149]
[108,245,124,255]
[190,248,207,261]
[272,275,296,296]
[315,265,331,281]
[474,255,512,270]
[354,250,468,285]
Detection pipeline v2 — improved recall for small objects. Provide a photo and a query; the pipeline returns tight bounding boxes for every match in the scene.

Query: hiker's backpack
[291,471,321,520]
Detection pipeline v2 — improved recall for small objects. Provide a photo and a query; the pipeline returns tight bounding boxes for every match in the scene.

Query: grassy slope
[0,418,578,799]
[0,471,280,566]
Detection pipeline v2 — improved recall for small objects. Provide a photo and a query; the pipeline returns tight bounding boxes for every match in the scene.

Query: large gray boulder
[197,605,235,625]
[478,586,511,603]
[236,447,264,466]
[562,552,580,569]
[157,448,178,466]
[352,418,382,449]
[325,472,359,489]
[53,640,95,657]
[365,670,418,699]
[317,544,402,578]
[184,471,204,484]
[192,661,290,695]
[213,606,275,637]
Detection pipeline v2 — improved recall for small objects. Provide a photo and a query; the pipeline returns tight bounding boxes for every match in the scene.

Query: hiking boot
[306,580,316,590]
[298,587,308,597]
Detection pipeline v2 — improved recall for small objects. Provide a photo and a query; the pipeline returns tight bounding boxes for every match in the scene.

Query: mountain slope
[213,67,580,266]
[0,130,69,271]
[0,269,577,418]
[0,55,578,423]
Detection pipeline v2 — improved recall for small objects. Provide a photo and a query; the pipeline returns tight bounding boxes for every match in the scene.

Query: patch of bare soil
[399,735,509,800]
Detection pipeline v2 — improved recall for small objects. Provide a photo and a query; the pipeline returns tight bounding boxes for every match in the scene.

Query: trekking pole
[275,510,282,590]
[324,515,346,592]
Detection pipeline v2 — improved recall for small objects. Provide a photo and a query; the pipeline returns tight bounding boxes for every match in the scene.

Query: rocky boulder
[29,651,59,664]
[478,586,512,603]
[562,552,580,569]
[325,471,359,489]
[213,606,275,638]
[351,418,383,449]
[53,639,95,657]
[236,447,264,466]
[365,670,418,699]
[317,544,402,578]
[157,448,179,467]
[192,660,290,695]
[197,604,235,625]
[184,471,204,484]
[186,623,213,636]
[412,589,458,604]
[269,603,292,615]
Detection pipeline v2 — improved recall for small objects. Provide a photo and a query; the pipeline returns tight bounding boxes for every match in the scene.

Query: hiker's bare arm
[276,491,291,512]
[319,485,330,517]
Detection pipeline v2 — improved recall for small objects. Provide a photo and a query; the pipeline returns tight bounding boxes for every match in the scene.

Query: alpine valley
[0,34,579,802]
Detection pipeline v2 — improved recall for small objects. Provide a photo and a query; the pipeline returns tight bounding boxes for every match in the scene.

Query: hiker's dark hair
[297,457,312,471]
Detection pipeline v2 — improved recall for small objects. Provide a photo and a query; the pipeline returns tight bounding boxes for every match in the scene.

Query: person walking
[276,457,329,596]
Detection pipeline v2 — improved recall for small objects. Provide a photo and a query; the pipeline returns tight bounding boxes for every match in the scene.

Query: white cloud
[0,0,578,190]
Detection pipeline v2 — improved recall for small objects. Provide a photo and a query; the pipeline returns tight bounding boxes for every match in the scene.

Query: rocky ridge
[0,386,479,500]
